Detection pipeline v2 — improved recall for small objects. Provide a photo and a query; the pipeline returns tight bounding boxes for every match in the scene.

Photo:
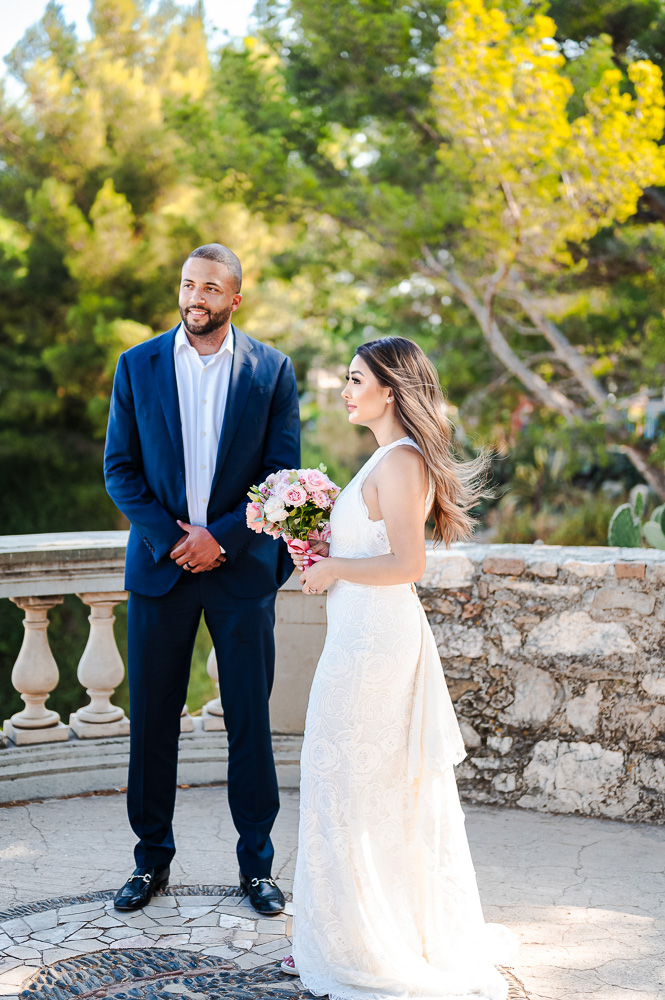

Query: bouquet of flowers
[246,465,340,566]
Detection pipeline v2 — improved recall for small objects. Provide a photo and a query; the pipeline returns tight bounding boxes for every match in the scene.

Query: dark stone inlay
[0,885,245,923]
[18,951,308,999]
[0,891,529,1000]
[12,951,530,1000]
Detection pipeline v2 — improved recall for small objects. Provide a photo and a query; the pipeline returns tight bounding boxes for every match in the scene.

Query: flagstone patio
[0,786,663,1000]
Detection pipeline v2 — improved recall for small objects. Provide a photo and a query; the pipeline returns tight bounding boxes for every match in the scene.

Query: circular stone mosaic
[0,888,529,1000]
[18,948,305,998]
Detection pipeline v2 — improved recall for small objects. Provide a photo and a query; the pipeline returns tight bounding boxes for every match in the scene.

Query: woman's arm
[301,446,428,592]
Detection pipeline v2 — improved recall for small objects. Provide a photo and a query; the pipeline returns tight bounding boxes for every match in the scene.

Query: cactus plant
[643,504,665,549]
[608,491,665,549]
[608,501,642,547]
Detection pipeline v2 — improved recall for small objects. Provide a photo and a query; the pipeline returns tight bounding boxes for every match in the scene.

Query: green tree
[227,0,665,496]
[426,0,665,495]
[0,0,326,721]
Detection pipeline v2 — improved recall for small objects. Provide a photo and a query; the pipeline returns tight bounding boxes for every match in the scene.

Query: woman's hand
[288,539,330,571]
[300,556,337,595]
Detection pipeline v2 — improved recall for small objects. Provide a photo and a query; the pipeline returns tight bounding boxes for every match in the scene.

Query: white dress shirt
[174,322,234,531]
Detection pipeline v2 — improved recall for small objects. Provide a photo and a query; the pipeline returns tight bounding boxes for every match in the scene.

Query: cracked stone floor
[0,787,663,1000]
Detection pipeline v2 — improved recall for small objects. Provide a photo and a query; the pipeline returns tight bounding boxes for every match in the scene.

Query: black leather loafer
[114,865,170,910]
[239,872,285,915]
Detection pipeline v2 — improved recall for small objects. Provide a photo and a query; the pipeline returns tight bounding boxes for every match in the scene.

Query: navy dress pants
[126,571,279,877]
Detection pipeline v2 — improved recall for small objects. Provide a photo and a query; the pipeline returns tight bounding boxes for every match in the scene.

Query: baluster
[180,704,194,732]
[69,592,130,738]
[202,646,225,731]
[3,596,69,745]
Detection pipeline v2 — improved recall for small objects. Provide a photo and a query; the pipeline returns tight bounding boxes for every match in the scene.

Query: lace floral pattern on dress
[292,438,514,1000]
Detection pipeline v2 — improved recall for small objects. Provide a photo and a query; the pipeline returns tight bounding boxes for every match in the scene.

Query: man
[104,244,300,915]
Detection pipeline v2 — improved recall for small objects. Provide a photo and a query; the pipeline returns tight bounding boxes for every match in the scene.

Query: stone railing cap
[424,541,665,565]
[0,531,129,563]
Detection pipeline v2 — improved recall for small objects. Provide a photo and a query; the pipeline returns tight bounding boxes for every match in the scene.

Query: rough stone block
[487,735,513,754]
[492,772,516,793]
[420,554,475,589]
[565,682,602,735]
[432,623,486,659]
[459,721,482,748]
[528,561,558,578]
[486,579,581,598]
[469,756,502,770]
[646,563,665,583]
[591,588,655,616]
[614,562,646,580]
[612,702,665,742]
[482,556,525,576]
[498,622,521,654]
[637,755,665,794]
[525,611,636,658]
[447,678,481,702]
[562,560,612,578]
[520,739,632,816]
[506,665,563,726]
[642,673,665,698]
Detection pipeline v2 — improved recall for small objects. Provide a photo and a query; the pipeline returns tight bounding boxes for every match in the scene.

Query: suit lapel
[150,327,186,476]
[210,327,256,496]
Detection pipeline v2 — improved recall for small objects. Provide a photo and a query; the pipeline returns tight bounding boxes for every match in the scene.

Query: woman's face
[341,354,391,425]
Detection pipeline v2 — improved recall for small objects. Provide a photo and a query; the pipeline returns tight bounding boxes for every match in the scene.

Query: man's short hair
[187,244,242,292]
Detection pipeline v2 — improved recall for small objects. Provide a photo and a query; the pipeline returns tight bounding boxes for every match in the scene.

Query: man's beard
[179,303,233,338]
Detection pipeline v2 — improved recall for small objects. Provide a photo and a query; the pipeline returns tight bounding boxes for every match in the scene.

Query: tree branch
[434,262,581,423]
[508,285,609,412]
[615,444,665,499]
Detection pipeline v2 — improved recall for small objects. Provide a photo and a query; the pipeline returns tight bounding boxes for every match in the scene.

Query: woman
[285,337,513,1000]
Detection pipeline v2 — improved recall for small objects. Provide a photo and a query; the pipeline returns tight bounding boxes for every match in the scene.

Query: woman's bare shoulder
[377,444,427,490]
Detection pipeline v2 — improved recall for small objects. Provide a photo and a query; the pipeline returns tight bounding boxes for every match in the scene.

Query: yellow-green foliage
[432,0,665,268]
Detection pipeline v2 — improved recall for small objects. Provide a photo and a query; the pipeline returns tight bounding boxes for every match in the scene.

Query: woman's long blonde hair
[356,337,489,545]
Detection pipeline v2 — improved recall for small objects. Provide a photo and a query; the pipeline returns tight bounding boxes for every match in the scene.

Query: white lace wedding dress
[292,438,513,1000]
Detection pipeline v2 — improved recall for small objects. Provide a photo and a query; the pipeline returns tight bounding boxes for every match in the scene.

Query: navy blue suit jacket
[104,324,300,598]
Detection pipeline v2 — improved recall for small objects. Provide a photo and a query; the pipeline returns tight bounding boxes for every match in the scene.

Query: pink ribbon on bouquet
[286,538,326,569]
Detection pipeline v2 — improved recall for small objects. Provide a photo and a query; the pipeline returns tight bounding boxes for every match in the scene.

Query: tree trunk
[618,445,665,500]
[440,266,581,422]
[509,288,609,411]
[420,253,665,500]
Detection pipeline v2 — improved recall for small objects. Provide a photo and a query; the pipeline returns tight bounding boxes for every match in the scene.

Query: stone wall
[418,543,665,824]
[2,533,664,822]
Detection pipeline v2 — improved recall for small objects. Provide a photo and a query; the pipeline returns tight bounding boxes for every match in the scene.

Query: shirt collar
[175,322,234,360]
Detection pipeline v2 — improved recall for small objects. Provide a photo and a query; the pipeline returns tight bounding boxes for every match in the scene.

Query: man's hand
[170,521,226,573]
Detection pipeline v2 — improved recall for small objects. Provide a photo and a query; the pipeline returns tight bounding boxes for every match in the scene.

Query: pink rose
[265,525,283,539]
[311,491,330,508]
[284,484,308,507]
[246,501,267,533]
[301,469,331,491]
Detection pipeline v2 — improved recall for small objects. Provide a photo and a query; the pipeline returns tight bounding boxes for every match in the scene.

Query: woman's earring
[387,396,394,403]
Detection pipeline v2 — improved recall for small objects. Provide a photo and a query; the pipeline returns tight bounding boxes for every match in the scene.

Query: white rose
[264,497,288,521]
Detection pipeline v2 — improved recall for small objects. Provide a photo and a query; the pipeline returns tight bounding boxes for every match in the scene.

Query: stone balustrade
[1,533,664,823]
[0,532,325,751]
